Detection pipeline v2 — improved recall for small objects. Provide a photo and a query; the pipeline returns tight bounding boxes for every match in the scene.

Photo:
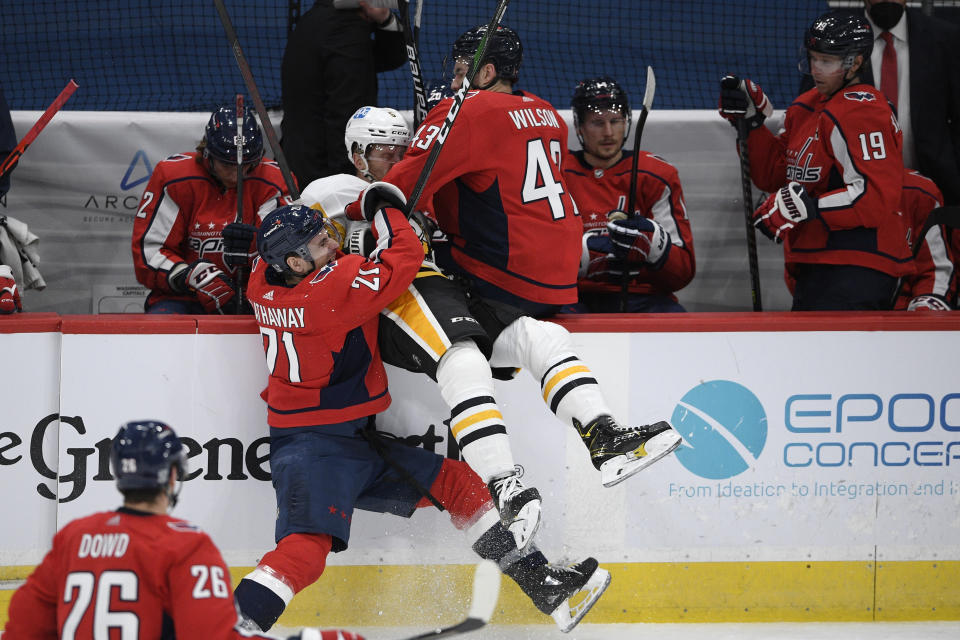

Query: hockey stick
[404,0,511,217]
[397,560,500,640]
[911,206,960,258]
[0,79,78,182]
[233,93,248,315]
[213,0,300,199]
[722,76,763,311]
[399,0,429,130]
[618,66,656,312]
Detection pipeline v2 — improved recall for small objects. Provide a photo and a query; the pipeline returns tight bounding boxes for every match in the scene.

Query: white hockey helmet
[344,106,411,170]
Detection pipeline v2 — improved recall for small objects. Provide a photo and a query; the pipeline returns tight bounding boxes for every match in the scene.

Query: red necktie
[880,31,898,111]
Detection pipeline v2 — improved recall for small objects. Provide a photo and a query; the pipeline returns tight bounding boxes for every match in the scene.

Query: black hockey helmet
[803,10,873,72]
[258,204,335,274]
[571,76,632,147]
[203,104,264,165]
[450,24,523,85]
[111,420,187,507]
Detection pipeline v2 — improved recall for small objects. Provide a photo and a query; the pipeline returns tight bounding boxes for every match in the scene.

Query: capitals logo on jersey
[785,136,822,183]
[844,91,876,102]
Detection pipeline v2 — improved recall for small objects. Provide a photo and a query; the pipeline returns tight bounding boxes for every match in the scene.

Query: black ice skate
[513,557,611,633]
[574,415,682,487]
[487,468,542,551]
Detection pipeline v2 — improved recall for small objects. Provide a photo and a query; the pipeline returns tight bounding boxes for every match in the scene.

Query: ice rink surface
[277,621,960,639]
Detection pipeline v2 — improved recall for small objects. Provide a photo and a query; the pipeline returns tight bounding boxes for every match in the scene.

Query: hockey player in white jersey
[269,106,611,633]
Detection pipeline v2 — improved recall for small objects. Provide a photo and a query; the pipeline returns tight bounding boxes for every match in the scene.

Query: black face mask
[869,2,905,31]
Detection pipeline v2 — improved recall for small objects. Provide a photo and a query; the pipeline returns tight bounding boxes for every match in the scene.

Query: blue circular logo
[671,380,767,480]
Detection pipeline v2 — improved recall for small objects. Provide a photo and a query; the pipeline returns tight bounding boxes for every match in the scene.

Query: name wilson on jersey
[507,107,561,130]
[252,301,306,329]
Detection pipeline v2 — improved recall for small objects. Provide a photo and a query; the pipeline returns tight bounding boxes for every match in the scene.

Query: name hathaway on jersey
[507,108,560,130]
[252,301,306,329]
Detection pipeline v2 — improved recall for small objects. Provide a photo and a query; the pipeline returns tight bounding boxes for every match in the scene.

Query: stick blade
[642,66,656,111]
[465,560,500,623]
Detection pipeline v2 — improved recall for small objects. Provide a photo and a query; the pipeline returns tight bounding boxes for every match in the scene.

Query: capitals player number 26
[522,139,567,220]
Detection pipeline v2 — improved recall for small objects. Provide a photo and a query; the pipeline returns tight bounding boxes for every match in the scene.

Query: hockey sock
[418,458,496,530]
[235,533,333,631]
[491,317,610,428]
[436,340,515,483]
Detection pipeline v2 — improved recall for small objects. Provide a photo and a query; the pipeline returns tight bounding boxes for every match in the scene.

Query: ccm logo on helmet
[844,91,876,102]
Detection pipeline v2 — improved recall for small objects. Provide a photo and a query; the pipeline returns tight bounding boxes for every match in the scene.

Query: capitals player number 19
[522,139,567,220]
[858,132,887,161]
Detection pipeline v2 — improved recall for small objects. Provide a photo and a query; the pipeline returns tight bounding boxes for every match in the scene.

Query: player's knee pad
[422,458,495,530]
[491,316,574,375]
[435,339,494,405]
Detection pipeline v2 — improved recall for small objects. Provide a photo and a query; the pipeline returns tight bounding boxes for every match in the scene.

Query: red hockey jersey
[246,207,423,428]
[747,84,912,277]
[564,149,696,299]
[382,90,583,305]
[132,153,290,308]
[896,170,952,308]
[3,508,271,640]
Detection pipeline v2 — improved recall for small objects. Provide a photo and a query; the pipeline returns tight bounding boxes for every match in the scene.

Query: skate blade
[549,567,611,633]
[507,498,542,551]
[600,428,683,488]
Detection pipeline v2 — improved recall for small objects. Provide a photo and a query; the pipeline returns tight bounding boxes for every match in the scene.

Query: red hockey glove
[606,215,671,269]
[287,629,366,640]
[0,264,22,314]
[347,181,408,222]
[169,260,236,314]
[719,75,773,131]
[907,294,952,311]
[222,222,258,268]
[752,182,818,243]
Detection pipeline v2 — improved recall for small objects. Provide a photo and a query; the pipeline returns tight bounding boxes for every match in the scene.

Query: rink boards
[1,313,959,626]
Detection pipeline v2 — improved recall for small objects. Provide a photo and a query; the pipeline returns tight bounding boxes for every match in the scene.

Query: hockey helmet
[203,105,264,165]
[258,204,336,274]
[111,420,186,492]
[571,76,632,148]
[801,10,873,74]
[344,106,410,162]
[449,24,523,85]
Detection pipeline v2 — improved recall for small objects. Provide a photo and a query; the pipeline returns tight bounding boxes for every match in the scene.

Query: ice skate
[574,415,682,487]
[514,557,611,633]
[488,468,542,551]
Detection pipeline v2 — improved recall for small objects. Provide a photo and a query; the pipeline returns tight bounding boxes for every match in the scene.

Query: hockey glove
[579,229,642,282]
[0,264,22,314]
[222,222,258,268]
[752,182,818,243]
[907,294,952,311]
[344,224,376,257]
[287,630,366,640]
[348,181,408,222]
[607,216,671,270]
[169,260,236,314]
[718,75,773,131]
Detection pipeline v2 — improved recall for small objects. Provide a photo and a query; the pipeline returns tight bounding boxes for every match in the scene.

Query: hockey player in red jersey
[131,105,291,314]
[2,420,359,640]
[234,198,610,634]
[720,11,912,310]
[349,25,682,489]
[564,76,696,313]
[896,169,954,310]
[299,106,545,554]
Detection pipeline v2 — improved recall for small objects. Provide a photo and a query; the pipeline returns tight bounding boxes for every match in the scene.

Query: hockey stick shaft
[213,0,300,199]
[0,79,78,182]
[734,116,763,311]
[397,561,500,640]
[400,0,428,130]
[234,93,248,314]
[404,0,511,217]
[619,66,655,312]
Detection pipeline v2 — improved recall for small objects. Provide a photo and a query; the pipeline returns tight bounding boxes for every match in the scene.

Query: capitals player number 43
[522,138,567,220]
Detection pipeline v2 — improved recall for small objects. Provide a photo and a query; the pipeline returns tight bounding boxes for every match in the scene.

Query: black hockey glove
[222,222,258,268]
[719,75,773,131]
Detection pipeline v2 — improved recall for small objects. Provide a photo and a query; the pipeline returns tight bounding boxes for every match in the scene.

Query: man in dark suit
[801,2,960,204]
